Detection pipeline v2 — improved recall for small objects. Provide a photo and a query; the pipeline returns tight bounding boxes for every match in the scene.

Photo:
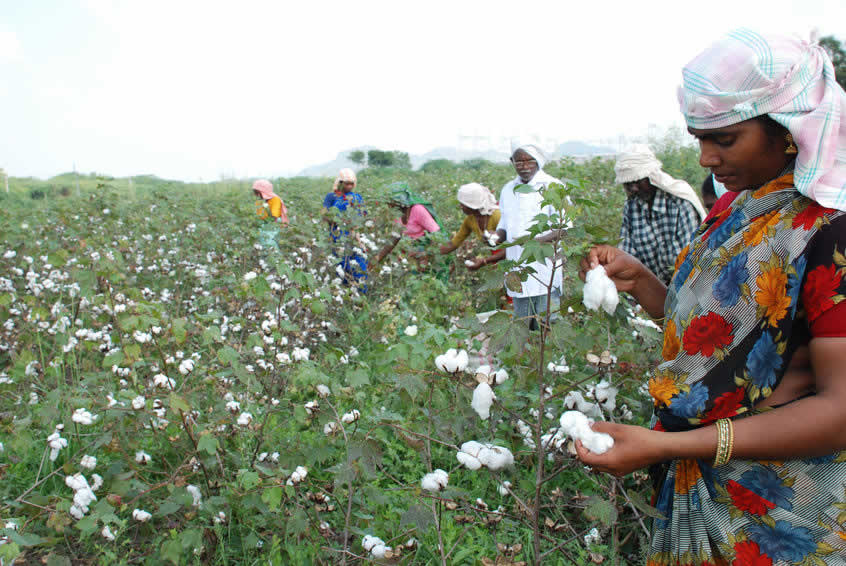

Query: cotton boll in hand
[558,411,614,454]
[471,382,496,420]
[582,266,619,315]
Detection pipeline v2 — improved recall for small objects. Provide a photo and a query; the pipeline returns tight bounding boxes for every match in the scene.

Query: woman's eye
[715,137,735,147]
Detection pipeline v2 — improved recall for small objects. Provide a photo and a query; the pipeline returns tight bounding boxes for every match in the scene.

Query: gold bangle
[714,418,734,466]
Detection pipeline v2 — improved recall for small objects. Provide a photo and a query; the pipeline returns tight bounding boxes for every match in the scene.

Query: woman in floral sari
[577,30,846,565]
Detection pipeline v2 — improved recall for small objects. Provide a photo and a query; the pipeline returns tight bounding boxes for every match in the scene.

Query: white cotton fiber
[457,441,514,471]
[583,266,619,315]
[456,450,483,470]
[420,469,449,492]
[563,391,601,418]
[558,410,614,454]
[471,382,496,420]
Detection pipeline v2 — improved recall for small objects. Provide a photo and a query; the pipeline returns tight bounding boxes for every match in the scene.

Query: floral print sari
[646,174,846,565]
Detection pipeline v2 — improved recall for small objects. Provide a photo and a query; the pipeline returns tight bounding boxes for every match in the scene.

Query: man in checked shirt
[614,144,707,285]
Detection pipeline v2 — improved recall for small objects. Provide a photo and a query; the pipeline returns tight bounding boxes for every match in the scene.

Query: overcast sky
[1,1,844,181]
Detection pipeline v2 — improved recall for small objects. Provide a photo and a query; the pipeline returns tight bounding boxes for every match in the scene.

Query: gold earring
[785,133,798,155]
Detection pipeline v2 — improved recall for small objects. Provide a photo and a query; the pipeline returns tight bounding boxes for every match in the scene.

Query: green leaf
[45,554,72,566]
[197,433,219,455]
[625,489,667,520]
[345,368,370,387]
[286,508,308,536]
[168,393,190,413]
[171,318,187,344]
[400,504,434,532]
[584,495,618,526]
[237,469,261,491]
[124,343,141,362]
[261,486,283,511]
[0,542,21,563]
[395,373,425,400]
[101,350,124,369]
[202,325,221,344]
[160,537,182,565]
[217,346,239,366]
[156,500,182,516]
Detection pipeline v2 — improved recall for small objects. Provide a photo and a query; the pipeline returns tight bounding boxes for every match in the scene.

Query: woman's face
[460,204,476,216]
[689,119,791,192]
[341,181,355,193]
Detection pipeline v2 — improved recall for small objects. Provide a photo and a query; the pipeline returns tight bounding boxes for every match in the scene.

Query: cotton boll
[558,411,614,454]
[471,382,496,420]
[498,481,512,496]
[421,469,449,492]
[101,525,116,541]
[582,431,615,454]
[563,391,602,418]
[494,369,509,384]
[582,266,619,314]
[186,484,202,507]
[456,450,482,470]
[404,325,418,336]
[362,535,385,552]
[478,445,514,471]
[454,349,469,372]
[370,544,390,559]
[464,260,475,267]
[132,509,152,522]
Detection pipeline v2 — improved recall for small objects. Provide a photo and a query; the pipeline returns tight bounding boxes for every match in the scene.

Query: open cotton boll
[558,411,614,454]
[421,469,449,492]
[362,535,385,552]
[465,259,475,267]
[371,544,391,559]
[477,444,514,471]
[563,391,602,418]
[471,382,496,420]
[583,266,619,315]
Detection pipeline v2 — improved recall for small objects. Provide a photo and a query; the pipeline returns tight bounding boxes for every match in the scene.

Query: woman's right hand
[578,245,646,293]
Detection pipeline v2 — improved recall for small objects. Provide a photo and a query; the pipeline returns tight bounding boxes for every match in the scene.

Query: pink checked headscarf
[332,168,357,193]
[252,179,279,201]
[678,29,846,211]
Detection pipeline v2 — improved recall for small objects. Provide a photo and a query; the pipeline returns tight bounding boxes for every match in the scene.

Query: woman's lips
[714,173,735,184]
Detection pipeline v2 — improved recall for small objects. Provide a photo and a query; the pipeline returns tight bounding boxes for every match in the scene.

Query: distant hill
[296,140,616,178]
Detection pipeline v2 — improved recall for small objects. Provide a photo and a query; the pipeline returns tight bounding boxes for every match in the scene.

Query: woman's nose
[698,141,721,168]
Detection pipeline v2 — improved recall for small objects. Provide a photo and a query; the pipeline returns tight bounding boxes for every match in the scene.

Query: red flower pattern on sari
[791,202,835,230]
[726,481,775,516]
[802,264,842,322]
[702,387,744,424]
[682,312,734,357]
[732,540,773,565]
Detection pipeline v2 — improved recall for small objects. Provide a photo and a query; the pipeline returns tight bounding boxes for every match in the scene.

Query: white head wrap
[679,29,846,210]
[510,139,548,169]
[332,168,357,192]
[615,144,707,221]
[456,183,498,215]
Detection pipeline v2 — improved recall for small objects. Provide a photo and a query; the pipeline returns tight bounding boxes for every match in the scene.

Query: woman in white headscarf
[577,29,846,565]
[438,182,505,270]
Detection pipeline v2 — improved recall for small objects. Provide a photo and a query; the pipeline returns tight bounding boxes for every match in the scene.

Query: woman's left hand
[574,421,667,477]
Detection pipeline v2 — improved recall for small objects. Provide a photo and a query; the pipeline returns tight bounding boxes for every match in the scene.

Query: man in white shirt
[494,142,565,330]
